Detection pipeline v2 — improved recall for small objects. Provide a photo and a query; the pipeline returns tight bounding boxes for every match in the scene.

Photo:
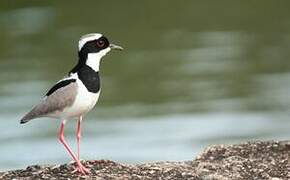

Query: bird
[20,33,123,174]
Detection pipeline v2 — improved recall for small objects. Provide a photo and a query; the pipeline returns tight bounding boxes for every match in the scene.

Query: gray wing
[20,82,78,123]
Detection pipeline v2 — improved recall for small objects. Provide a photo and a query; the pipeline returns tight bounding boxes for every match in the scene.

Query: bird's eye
[96,40,105,48]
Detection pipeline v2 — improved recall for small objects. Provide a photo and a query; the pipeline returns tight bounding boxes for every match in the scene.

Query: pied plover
[20,33,123,174]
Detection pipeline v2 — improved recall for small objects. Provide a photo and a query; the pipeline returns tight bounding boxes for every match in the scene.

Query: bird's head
[69,33,123,74]
[78,33,123,59]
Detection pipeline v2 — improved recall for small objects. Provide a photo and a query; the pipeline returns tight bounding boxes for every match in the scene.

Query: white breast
[62,78,100,119]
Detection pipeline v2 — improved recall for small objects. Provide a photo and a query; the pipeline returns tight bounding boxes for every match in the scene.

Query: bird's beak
[110,44,124,51]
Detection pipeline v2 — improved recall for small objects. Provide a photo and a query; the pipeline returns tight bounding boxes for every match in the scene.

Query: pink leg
[76,116,82,159]
[58,120,90,174]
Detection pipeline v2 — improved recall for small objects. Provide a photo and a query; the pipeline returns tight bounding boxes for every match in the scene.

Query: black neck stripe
[69,51,87,74]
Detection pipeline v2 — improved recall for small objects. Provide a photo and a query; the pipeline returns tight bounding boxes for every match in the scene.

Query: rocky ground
[1,141,290,180]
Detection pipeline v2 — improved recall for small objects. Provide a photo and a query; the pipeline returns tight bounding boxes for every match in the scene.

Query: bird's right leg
[58,120,90,174]
[75,116,90,173]
[76,116,82,160]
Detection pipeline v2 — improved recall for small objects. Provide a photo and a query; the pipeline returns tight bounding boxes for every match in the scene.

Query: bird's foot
[72,163,90,174]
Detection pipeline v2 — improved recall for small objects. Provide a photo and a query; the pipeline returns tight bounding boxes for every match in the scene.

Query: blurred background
[1,0,290,170]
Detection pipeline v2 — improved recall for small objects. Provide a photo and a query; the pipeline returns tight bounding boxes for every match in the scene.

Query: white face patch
[78,33,103,50]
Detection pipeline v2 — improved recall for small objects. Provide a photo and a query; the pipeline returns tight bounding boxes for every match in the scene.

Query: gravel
[1,141,290,180]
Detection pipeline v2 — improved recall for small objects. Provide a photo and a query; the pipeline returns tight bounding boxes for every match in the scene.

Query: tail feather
[20,114,32,124]
[20,118,30,124]
[20,109,39,124]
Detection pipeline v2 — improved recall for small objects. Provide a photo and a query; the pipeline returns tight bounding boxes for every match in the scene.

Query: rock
[1,141,290,179]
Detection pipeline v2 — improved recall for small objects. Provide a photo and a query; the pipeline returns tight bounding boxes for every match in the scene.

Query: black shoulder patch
[77,65,100,93]
[46,79,76,96]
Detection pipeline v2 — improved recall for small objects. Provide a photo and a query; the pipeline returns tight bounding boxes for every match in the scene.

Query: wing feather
[20,81,78,123]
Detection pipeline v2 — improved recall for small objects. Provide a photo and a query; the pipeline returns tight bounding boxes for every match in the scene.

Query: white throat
[85,49,110,71]
[86,53,102,71]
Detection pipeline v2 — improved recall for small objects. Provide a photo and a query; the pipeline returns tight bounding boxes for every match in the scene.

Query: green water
[1,1,290,170]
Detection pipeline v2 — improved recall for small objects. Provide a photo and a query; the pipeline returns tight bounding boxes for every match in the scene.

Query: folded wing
[20,79,78,123]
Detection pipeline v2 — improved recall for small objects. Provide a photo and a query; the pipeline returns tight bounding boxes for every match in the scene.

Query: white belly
[62,79,100,118]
